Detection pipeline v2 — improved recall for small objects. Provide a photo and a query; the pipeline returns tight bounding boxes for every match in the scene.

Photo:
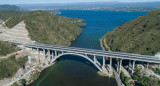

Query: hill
[5,11,85,46]
[103,9,160,55]
[0,4,22,11]
[0,10,25,21]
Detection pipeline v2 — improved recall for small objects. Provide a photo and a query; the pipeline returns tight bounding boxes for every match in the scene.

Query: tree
[20,79,26,86]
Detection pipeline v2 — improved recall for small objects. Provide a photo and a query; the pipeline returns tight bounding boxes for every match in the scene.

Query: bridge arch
[51,53,102,72]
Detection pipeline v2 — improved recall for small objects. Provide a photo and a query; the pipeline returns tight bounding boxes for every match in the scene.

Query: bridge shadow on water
[56,54,100,71]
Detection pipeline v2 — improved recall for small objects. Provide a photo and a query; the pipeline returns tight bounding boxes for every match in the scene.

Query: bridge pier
[52,51,54,59]
[94,55,97,64]
[147,63,149,69]
[128,60,131,72]
[119,59,122,75]
[131,60,135,75]
[102,56,108,74]
[37,48,40,64]
[110,57,112,71]
[102,56,106,68]
[55,51,57,56]
[117,60,119,72]
[37,48,40,59]
[48,50,51,61]
[43,49,46,59]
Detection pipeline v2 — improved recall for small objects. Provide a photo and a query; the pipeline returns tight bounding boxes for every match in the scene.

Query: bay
[28,10,147,86]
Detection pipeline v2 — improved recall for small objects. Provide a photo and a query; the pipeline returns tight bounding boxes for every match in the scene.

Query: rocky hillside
[103,9,160,55]
[5,10,85,46]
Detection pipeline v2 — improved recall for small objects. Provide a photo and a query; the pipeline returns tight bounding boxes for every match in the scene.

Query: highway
[19,42,160,64]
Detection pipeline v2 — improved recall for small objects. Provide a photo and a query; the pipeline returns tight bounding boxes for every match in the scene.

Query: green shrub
[29,70,40,81]
[152,68,160,74]
[20,79,26,86]
[0,41,19,56]
[133,67,160,86]
[120,72,130,85]
[0,55,28,80]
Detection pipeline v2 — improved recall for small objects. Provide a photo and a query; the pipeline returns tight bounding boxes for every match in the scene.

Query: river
[28,10,147,86]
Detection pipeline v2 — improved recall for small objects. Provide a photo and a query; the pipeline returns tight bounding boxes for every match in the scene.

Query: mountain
[5,11,85,46]
[0,4,22,11]
[17,2,160,12]
[103,9,160,55]
[0,5,25,21]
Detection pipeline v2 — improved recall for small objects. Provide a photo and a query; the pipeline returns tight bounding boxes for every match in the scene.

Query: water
[29,10,147,86]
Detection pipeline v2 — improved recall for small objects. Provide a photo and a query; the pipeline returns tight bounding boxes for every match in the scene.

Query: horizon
[0,0,160,5]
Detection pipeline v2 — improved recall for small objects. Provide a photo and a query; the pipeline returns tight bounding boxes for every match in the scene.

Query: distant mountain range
[16,1,160,12]
[17,2,160,8]
[0,2,160,12]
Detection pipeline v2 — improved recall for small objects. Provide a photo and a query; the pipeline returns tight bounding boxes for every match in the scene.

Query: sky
[0,0,160,4]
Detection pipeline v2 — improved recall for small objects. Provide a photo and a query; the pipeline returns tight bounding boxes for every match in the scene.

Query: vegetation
[133,67,160,86]
[152,68,160,75]
[0,41,19,56]
[29,70,40,81]
[0,10,25,21]
[104,9,160,55]
[20,79,26,86]
[120,72,131,86]
[11,82,19,86]
[0,55,28,80]
[5,10,85,46]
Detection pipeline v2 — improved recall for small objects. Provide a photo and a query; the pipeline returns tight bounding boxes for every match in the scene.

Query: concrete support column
[52,51,54,59]
[102,56,105,68]
[110,57,112,70]
[55,51,57,56]
[37,48,40,59]
[94,55,97,64]
[37,48,40,64]
[128,60,131,72]
[119,59,122,75]
[147,63,149,69]
[43,49,45,59]
[48,50,51,61]
[132,60,135,75]
[117,60,119,72]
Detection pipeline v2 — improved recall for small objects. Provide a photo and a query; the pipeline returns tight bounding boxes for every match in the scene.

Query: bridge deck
[21,42,160,63]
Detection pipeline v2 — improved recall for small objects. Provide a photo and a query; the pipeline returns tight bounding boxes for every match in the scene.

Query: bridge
[10,42,160,76]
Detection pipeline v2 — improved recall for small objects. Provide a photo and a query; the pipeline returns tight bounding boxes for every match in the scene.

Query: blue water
[29,10,147,86]
[60,10,147,49]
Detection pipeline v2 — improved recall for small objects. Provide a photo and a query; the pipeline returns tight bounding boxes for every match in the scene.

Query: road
[22,42,160,63]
